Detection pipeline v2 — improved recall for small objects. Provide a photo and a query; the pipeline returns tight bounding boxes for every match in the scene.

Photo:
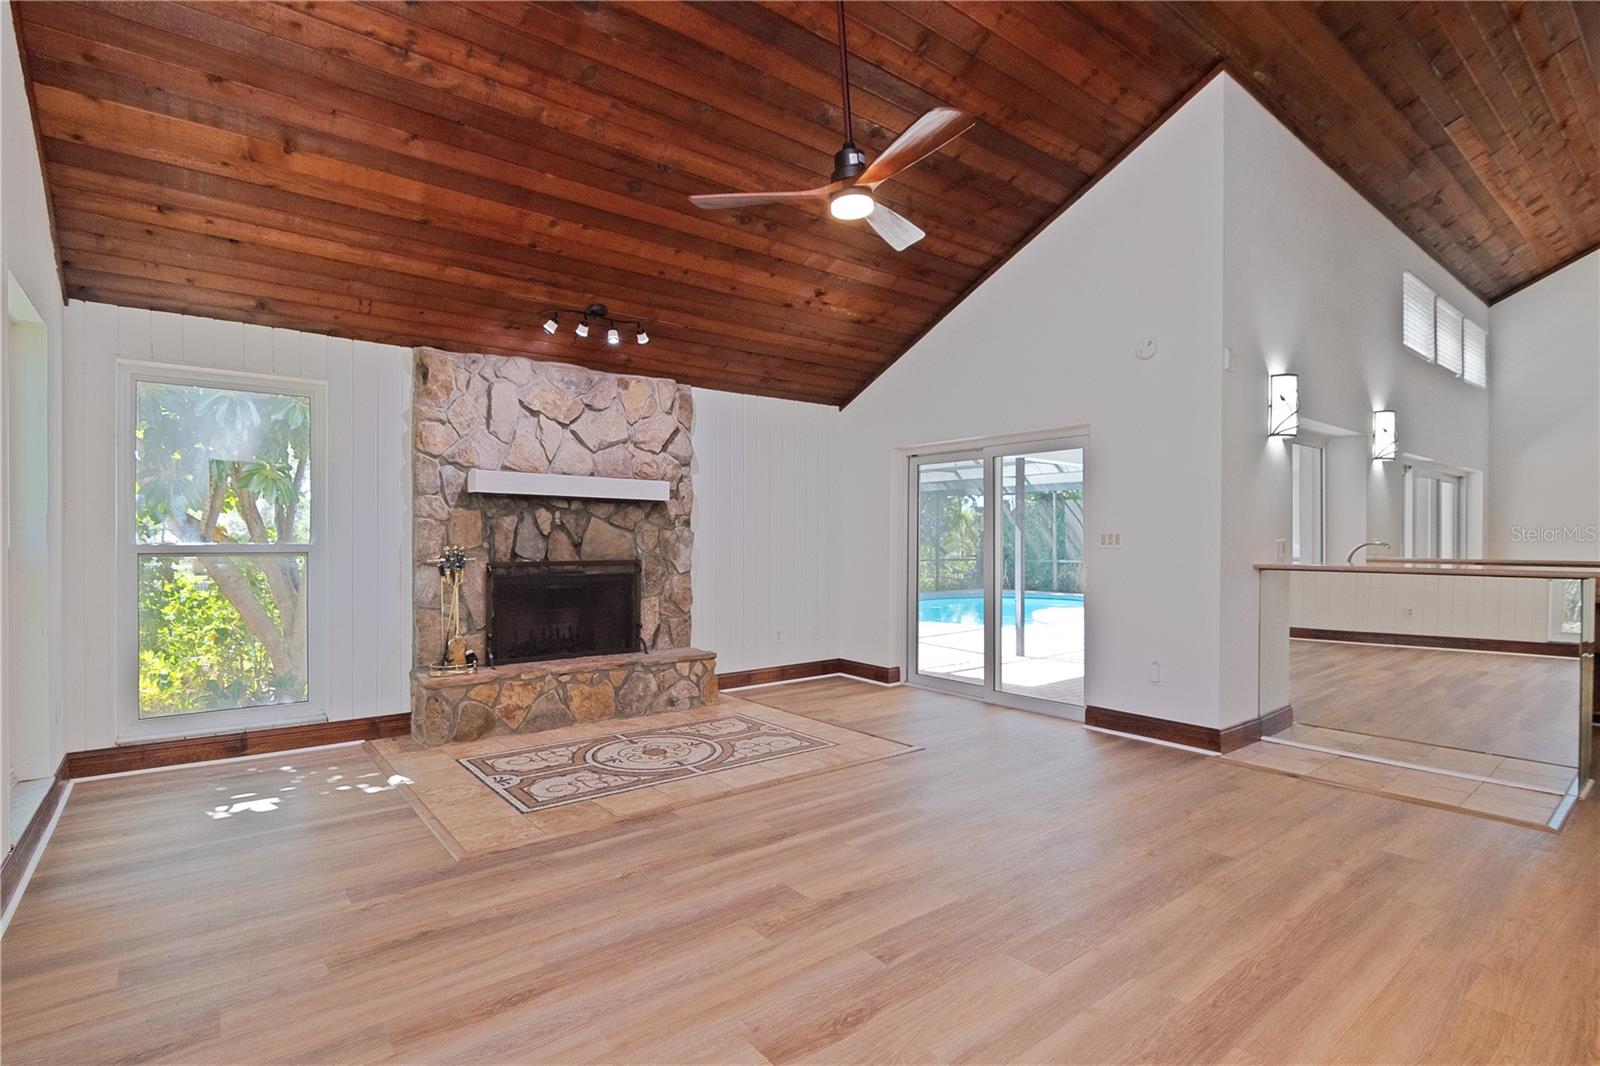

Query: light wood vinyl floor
[1291,639,1581,766]
[3,678,1597,1064]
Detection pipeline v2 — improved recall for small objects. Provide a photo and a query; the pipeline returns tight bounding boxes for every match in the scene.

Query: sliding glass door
[912,455,987,687]
[909,436,1086,712]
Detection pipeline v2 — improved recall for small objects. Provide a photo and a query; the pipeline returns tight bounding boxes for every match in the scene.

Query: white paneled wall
[691,389,840,675]
[1290,570,1562,643]
[61,302,412,750]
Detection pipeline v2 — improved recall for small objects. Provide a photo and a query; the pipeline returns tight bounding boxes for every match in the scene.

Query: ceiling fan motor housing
[831,144,867,182]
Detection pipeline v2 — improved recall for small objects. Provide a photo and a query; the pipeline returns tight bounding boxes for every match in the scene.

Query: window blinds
[1402,272,1436,361]
[1463,318,1487,388]
[1434,298,1464,375]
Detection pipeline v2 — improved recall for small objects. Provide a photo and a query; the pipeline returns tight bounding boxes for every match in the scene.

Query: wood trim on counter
[717,659,902,690]
[65,714,412,778]
[1370,558,1600,569]
[1087,705,1293,754]
[1291,628,1580,659]
[2,757,69,919]
[1255,563,1600,580]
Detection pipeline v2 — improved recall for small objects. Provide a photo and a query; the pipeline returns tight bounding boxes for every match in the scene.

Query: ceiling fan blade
[688,185,835,210]
[865,203,925,251]
[858,107,974,187]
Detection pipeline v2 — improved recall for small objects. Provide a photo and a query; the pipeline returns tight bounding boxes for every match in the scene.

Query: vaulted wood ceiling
[14,2,1600,405]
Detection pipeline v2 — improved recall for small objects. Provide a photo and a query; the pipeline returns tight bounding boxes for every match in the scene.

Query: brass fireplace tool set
[431,544,479,676]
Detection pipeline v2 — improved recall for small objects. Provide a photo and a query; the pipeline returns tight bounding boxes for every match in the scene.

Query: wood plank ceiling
[14,2,1600,405]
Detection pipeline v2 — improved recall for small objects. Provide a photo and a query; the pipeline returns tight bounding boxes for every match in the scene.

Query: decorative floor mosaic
[459,713,835,813]
[365,696,919,860]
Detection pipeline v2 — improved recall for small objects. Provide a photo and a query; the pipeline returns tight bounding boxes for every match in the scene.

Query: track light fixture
[538,303,651,346]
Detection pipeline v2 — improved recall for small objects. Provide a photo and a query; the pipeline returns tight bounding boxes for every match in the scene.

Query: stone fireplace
[409,348,716,745]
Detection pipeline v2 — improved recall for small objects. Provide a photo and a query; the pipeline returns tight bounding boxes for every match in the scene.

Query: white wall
[3,5,66,847]
[825,74,1510,731]
[1487,251,1600,560]
[691,389,839,674]
[1290,570,1564,644]
[6,292,50,784]
[1218,78,1493,723]
[60,303,412,751]
[835,77,1228,727]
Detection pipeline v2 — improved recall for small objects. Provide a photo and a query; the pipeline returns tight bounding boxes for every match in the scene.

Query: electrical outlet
[1149,660,1162,684]
[1223,345,1234,372]
[775,628,785,644]
[1275,538,1289,562]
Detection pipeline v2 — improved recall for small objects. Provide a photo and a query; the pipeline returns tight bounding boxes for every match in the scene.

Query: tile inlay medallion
[460,714,835,813]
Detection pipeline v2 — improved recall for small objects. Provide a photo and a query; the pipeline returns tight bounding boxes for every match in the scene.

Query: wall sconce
[1372,410,1397,462]
[1268,374,1299,438]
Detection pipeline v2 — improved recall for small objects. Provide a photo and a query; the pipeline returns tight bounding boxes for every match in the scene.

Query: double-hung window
[122,365,324,737]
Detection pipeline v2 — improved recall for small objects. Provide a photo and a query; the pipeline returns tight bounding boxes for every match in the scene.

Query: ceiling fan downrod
[831,0,866,183]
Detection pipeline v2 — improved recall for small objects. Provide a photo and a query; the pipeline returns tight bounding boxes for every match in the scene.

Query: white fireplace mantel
[465,468,670,503]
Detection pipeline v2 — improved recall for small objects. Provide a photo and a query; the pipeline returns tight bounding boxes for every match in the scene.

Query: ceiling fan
[687,1,973,251]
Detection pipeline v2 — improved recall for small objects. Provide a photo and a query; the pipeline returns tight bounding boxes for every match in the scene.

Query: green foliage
[134,382,312,714]
[918,489,983,592]
[135,382,310,544]
[138,557,306,715]
[919,485,1084,595]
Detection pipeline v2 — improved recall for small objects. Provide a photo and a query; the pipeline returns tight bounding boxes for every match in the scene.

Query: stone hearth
[410,348,710,744]
[412,648,718,746]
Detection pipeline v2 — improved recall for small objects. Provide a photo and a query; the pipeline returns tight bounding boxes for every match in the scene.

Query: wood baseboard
[2,757,69,918]
[1086,704,1293,754]
[65,713,412,779]
[1291,627,1579,658]
[717,659,901,690]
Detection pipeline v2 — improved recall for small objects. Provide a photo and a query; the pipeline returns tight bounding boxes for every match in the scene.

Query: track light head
[541,315,558,335]
[606,326,620,345]
[636,329,650,345]
[574,319,590,338]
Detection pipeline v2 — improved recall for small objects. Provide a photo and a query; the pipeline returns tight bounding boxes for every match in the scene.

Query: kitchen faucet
[1345,540,1391,565]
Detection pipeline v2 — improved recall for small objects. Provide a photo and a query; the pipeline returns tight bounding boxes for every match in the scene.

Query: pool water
[918,591,1083,627]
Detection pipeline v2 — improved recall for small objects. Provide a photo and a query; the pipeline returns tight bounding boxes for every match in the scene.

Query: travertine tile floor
[367,694,918,859]
[1225,735,1579,831]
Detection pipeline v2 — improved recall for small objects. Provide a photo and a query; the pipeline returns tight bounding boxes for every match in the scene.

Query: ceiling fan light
[574,319,590,338]
[829,189,875,220]
[636,329,650,345]
[606,326,620,345]
[541,316,558,335]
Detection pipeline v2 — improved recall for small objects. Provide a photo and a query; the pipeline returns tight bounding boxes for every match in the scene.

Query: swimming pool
[917,591,1083,627]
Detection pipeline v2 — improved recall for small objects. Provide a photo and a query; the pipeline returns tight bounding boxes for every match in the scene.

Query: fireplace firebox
[486,561,642,666]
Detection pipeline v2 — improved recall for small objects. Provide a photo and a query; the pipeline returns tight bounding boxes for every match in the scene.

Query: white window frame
[1402,462,1469,559]
[116,361,328,742]
[1289,436,1327,564]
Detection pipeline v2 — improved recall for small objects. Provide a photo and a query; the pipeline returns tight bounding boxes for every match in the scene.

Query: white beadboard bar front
[465,468,671,502]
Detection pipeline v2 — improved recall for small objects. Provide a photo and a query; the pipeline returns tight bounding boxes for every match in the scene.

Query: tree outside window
[134,380,312,716]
